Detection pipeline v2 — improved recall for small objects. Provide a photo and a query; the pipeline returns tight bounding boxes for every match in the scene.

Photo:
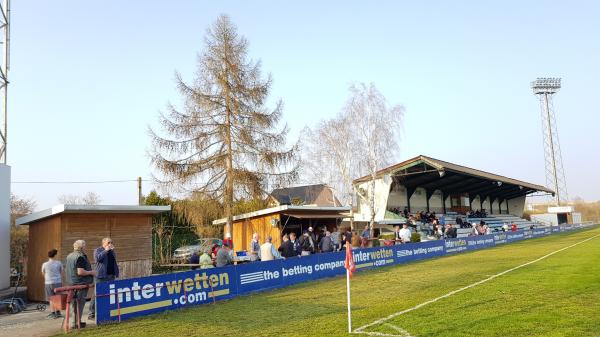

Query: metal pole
[543,93,560,206]
[137,177,142,205]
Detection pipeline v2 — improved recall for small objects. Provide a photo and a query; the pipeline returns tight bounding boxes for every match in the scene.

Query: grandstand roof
[353,155,553,201]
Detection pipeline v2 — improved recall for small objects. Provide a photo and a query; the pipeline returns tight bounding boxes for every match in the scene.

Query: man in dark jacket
[89,238,119,320]
[445,224,458,238]
[289,232,301,256]
[65,240,95,329]
[278,234,296,258]
[318,231,334,253]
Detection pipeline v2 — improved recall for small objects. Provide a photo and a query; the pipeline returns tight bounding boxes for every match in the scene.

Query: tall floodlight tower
[0,0,9,290]
[531,77,569,206]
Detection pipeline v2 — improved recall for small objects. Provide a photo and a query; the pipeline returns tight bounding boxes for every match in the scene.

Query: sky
[7,1,600,211]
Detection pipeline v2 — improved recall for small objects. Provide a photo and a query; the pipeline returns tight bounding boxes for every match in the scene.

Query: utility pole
[138,177,142,205]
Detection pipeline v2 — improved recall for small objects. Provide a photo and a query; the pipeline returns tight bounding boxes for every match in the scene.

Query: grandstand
[352,155,556,228]
[443,213,540,237]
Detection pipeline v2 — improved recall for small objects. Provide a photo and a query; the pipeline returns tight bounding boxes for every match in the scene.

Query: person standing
[88,238,119,320]
[393,225,402,244]
[289,232,302,256]
[399,223,412,243]
[300,231,315,256]
[65,240,95,329]
[249,233,260,261]
[360,225,370,247]
[216,242,233,267]
[41,248,63,319]
[199,248,214,269]
[319,231,334,253]
[259,236,282,261]
[223,233,233,251]
[278,234,295,258]
[330,227,341,251]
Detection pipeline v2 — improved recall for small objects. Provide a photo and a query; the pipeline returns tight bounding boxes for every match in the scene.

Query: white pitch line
[353,232,600,334]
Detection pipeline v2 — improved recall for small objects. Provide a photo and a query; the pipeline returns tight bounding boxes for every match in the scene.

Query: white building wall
[507,196,526,217]
[491,199,499,215]
[355,176,392,222]
[481,196,490,213]
[531,213,559,226]
[386,184,407,210]
[409,187,428,212]
[0,164,10,290]
[429,190,444,213]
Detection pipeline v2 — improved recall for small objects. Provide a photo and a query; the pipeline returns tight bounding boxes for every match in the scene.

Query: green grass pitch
[72,226,600,337]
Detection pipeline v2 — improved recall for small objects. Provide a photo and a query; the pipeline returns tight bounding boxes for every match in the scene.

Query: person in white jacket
[259,236,282,261]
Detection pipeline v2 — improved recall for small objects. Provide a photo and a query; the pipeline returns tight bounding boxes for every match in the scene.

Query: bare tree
[10,195,36,270]
[57,192,102,205]
[150,15,298,235]
[300,83,404,230]
[347,83,404,230]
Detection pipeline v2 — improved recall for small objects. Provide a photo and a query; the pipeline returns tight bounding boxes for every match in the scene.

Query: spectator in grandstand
[216,242,233,267]
[330,227,341,251]
[259,236,282,261]
[485,223,492,235]
[300,231,315,255]
[445,224,458,238]
[65,240,95,329]
[360,225,370,248]
[89,237,119,320]
[399,223,412,243]
[456,216,464,228]
[511,223,518,232]
[41,248,63,319]
[249,233,260,261]
[471,223,479,236]
[278,234,296,258]
[403,207,409,218]
[319,231,335,253]
[289,232,302,256]
[199,248,214,269]
[529,224,535,230]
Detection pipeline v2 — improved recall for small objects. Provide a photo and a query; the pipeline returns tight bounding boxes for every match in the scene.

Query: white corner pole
[346,269,352,333]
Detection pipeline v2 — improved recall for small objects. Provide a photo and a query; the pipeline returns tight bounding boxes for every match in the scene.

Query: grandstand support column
[425,189,431,213]
[479,195,483,211]
[441,190,446,213]
[506,200,510,214]
[406,187,415,213]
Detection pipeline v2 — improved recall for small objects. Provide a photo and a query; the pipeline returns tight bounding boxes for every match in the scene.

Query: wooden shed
[213,205,351,252]
[16,204,170,302]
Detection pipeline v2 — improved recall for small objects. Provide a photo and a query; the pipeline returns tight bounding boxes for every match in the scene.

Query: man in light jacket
[259,236,282,261]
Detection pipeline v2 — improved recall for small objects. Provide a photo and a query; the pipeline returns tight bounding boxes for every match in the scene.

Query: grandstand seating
[424,213,544,238]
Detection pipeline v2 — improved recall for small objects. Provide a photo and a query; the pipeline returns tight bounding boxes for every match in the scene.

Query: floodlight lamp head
[531,77,561,94]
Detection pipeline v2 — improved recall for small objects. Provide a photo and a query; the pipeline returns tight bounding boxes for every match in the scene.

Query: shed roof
[269,184,342,207]
[212,205,351,225]
[16,204,171,226]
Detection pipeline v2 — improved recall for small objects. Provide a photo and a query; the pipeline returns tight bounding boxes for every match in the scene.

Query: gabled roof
[353,155,553,201]
[16,204,171,226]
[269,184,342,207]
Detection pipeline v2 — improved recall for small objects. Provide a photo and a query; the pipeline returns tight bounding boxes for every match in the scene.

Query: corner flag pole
[346,268,352,333]
[344,242,356,333]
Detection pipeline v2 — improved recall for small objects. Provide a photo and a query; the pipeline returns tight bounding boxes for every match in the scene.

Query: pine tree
[150,15,298,235]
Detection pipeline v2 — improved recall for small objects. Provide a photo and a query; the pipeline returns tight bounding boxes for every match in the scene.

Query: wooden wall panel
[118,259,152,279]
[26,217,61,302]
[232,214,281,252]
[61,214,109,263]
[110,214,152,261]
